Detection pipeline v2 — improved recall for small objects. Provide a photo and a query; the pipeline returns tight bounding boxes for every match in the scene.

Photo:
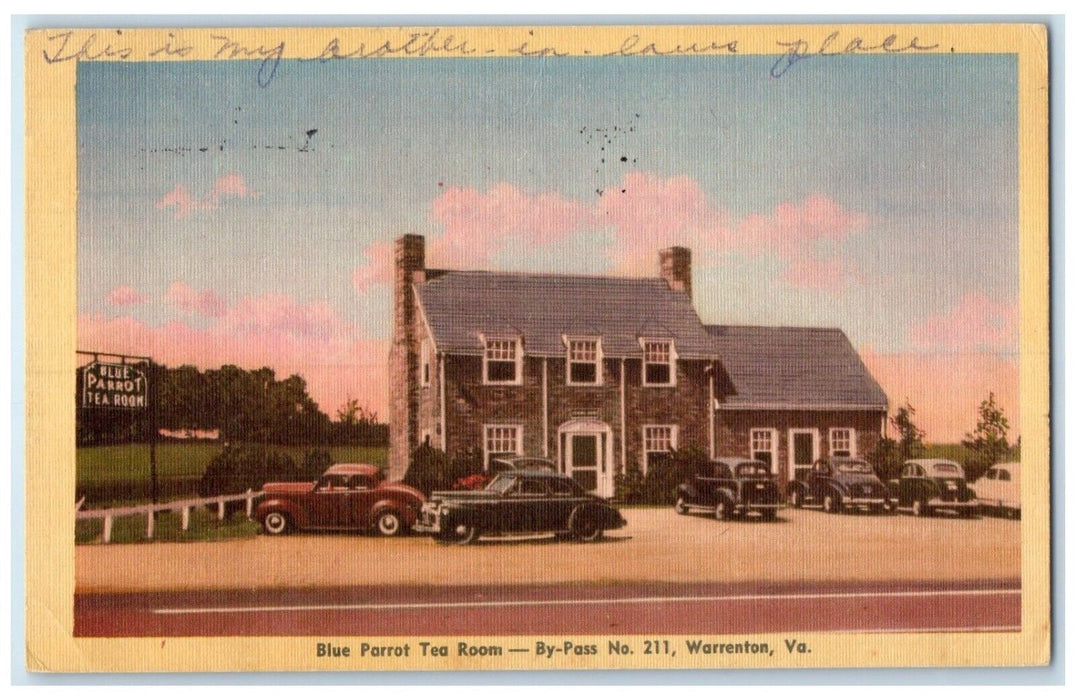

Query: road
[74,579,1020,637]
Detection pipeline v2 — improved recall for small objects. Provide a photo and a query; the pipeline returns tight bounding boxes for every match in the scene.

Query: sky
[76,53,1019,441]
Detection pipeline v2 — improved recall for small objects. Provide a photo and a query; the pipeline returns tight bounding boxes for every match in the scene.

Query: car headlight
[440,506,451,516]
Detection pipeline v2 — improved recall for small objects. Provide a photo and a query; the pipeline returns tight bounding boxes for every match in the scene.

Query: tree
[336,397,377,425]
[962,392,1014,481]
[891,402,926,459]
[868,400,926,481]
[332,397,388,446]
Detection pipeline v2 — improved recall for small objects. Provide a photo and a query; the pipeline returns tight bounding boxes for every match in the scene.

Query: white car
[974,462,1021,518]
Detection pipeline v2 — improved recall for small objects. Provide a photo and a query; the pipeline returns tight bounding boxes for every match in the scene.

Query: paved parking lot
[76,506,1021,593]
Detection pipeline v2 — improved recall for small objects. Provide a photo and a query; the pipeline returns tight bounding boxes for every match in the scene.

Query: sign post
[77,352,158,503]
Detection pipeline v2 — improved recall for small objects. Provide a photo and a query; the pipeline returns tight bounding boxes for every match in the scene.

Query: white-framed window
[750,428,778,473]
[642,424,678,473]
[484,424,523,470]
[829,428,856,457]
[420,338,432,387]
[482,336,523,385]
[641,339,676,386]
[566,337,603,385]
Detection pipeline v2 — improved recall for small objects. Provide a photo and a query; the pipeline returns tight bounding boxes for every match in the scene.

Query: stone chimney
[659,246,692,300]
[388,234,425,480]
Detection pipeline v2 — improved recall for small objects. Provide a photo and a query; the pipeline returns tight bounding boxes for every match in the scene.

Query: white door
[787,429,819,482]
[566,433,601,495]
[559,419,613,497]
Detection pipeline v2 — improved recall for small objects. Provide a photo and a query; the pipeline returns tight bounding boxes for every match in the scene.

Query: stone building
[387,234,887,496]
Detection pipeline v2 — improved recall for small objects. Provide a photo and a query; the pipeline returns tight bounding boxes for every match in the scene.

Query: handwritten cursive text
[771,31,940,78]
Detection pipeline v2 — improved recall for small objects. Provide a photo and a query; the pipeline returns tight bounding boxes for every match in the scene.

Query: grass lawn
[76,443,388,506]
[76,506,261,545]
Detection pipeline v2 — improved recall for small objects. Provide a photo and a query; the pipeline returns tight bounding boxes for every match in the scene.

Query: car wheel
[823,493,841,514]
[714,498,733,521]
[568,507,606,542]
[374,510,404,537]
[571,518,604,543]
[912,498,931,517]
[674,496,689,515]
[262,511,291,535]
[759,509,777,522]
[439,522,480,545]
[789,488,802,508]
[960,507,979,519]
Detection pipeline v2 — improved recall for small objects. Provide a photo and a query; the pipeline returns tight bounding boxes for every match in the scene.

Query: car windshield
[485,474,518,494]
[930,463,964,477]
[735,462,770,477]
[836,461,874,474]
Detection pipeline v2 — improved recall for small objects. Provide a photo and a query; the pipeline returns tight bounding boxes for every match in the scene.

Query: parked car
[674,457,781,520]
[885,459,978,517]
[489,456,557,472]
[786,457,887,513]
[254,463,425,536]
[973,462,1020,519]
[414,469,626,544]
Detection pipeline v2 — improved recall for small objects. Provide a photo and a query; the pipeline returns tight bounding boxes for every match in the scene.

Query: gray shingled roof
[706,325,888,409]
[416,271,718,358]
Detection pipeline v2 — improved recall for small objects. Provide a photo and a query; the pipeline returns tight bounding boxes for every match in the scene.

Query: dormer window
[483,337,522,385]
[642,339,676,386]
[566,338,602,385]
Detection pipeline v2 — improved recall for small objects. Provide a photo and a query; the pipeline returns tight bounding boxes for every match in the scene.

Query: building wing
[705,325,888,410]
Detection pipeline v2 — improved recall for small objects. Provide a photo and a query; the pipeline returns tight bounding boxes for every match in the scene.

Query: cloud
[155,172,260,218]
[782,255,858,292]
[909,292,1019,354]
[165,281,227,318]
[735,194,868,254]
[595,173,731,275]
[352,240,396,292]
[346,173,867,290]
[226,294,345,338]
[860,347,1019,443]
[105,285,147,307]
[430,183,595,265]
[865,293,1021,441]
[78,293,390,419]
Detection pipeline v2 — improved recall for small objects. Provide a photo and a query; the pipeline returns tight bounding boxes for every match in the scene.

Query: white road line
[153,587,1021,615]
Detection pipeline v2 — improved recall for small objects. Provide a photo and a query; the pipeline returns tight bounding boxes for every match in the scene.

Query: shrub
[615,447,707,505]
[198,443,328,515]
[404,444,489,496]
[302,449,333,476]
[614,462,646,504]
[451,446,484,478]
[404,444,457,496]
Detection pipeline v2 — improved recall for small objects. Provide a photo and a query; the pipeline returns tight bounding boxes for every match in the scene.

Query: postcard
[23,22,1050,672]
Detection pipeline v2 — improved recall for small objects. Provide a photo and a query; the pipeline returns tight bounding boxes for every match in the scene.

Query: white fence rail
[75,490,263,543]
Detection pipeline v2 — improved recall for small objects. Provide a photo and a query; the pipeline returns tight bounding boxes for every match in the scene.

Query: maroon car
[254,463,424,537]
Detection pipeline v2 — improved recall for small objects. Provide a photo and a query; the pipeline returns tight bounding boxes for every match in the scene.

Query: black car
[674,458,781,520]
[886,459,979,517]
[413,470,626,545]
[786,457,887,513]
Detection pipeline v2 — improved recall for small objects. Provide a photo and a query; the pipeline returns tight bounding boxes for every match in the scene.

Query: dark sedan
[414,470,626,544]
[674,457,781,520]
[787,457,887,514]
[886,459,979,517]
